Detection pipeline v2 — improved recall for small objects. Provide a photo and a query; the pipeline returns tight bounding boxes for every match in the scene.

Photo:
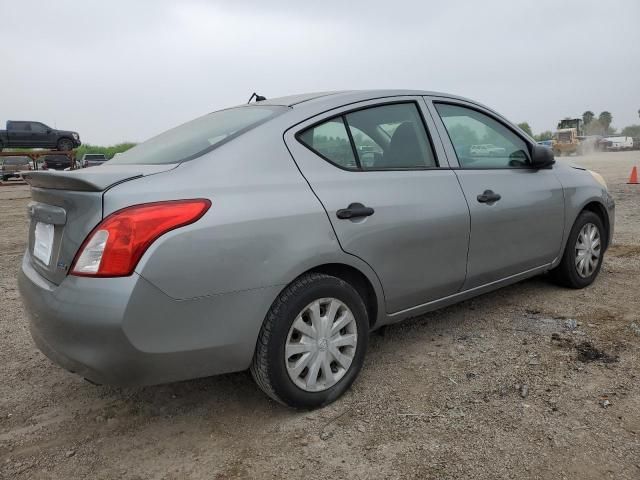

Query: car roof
[256,92,345,106]
[255,89,480,108]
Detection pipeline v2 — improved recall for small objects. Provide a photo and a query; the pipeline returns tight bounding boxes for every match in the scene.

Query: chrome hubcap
[575,222,601,278]
[285,298,357,392]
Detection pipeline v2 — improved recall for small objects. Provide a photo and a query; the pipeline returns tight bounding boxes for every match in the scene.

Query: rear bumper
[18,253,280,386]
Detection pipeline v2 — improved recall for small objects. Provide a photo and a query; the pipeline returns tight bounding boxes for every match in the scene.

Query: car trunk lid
[23,164,175,285]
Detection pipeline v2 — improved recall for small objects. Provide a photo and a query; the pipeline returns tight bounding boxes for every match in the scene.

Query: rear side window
[108,106,286,165]
[298,119,357,169]
[435,103,530,168]
[10,122,30,131]
[298,102,437,170]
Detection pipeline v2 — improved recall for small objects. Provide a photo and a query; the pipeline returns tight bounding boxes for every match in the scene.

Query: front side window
[30,123,48,133]
[299,102,437,170]
[435,103,530,168]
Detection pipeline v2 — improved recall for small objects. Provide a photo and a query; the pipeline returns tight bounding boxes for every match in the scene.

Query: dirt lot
[1,152,639,479]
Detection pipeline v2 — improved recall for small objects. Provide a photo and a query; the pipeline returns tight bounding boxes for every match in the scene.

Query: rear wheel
[251,273,369,409]
[57,138,73,152]
[551,210,605,288]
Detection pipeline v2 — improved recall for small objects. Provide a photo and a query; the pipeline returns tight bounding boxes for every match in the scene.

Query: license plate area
[26,191,102,286]
[33,222,55,266]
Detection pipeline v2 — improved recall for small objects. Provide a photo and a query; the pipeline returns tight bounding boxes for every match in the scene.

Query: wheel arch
[554,196,611,270]
[272,260,385,330]
[580,201,610,250]
[56,136,73,149]
[303,263,380,329]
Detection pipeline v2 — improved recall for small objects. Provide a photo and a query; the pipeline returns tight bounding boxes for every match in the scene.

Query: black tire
[57,138,73,152]
[250,272,369,409]
[551,210,605,288]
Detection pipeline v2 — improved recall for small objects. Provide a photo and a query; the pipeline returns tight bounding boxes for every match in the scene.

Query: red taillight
[70,199,211,277]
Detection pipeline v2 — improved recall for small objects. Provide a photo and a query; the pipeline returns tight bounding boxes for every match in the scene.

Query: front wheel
[57,138,73,151]
[551,211,605,288]
[251,273,369,409]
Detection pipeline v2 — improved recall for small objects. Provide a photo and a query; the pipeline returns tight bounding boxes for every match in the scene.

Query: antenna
[247,92,267,104]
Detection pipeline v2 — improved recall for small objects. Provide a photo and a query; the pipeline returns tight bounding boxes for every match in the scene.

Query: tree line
[519,109,640,141]
[74,142,137,159]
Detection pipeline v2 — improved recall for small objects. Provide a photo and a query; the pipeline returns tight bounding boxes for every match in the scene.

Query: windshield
[108,105,287,165]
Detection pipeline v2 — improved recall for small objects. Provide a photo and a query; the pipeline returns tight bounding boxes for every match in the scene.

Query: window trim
[342,116,362,169]
[295,100,441,172]
[432,100,536,171]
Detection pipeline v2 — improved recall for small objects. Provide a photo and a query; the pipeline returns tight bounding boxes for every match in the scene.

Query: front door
[429,100,565,289]
[285,98,471,313]
[30,122,54,147]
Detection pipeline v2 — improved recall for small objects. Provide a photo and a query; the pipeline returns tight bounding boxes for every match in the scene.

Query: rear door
[427,98,565,289]
[285,98,470,314]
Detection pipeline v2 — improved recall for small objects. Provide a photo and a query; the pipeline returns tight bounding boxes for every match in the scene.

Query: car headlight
[72,133,79,140]
[589,170,608,190]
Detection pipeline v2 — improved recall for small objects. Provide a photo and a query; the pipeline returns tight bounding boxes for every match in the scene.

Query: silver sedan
[19,90,614,408]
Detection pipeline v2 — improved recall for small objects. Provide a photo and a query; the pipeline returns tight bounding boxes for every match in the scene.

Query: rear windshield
[108,105,287,165]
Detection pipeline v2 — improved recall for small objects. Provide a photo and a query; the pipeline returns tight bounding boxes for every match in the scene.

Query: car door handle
[477,190,501,203]
[336,203,375,219]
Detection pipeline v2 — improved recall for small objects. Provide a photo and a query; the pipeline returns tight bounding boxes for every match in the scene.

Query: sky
[2,0,639,145]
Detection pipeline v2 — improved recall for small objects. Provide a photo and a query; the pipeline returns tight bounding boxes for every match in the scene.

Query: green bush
[74,143,136,160]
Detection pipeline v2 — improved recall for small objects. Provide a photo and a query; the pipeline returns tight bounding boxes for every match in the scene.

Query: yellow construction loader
[553,119,582,156]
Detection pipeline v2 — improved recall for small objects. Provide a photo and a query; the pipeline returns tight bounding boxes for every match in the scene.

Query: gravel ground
[1,152,639,479]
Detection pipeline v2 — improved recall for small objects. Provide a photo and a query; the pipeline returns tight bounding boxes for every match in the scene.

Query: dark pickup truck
[0,121,81,152]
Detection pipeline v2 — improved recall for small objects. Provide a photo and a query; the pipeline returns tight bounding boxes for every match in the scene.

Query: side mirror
[531,144,555,168]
